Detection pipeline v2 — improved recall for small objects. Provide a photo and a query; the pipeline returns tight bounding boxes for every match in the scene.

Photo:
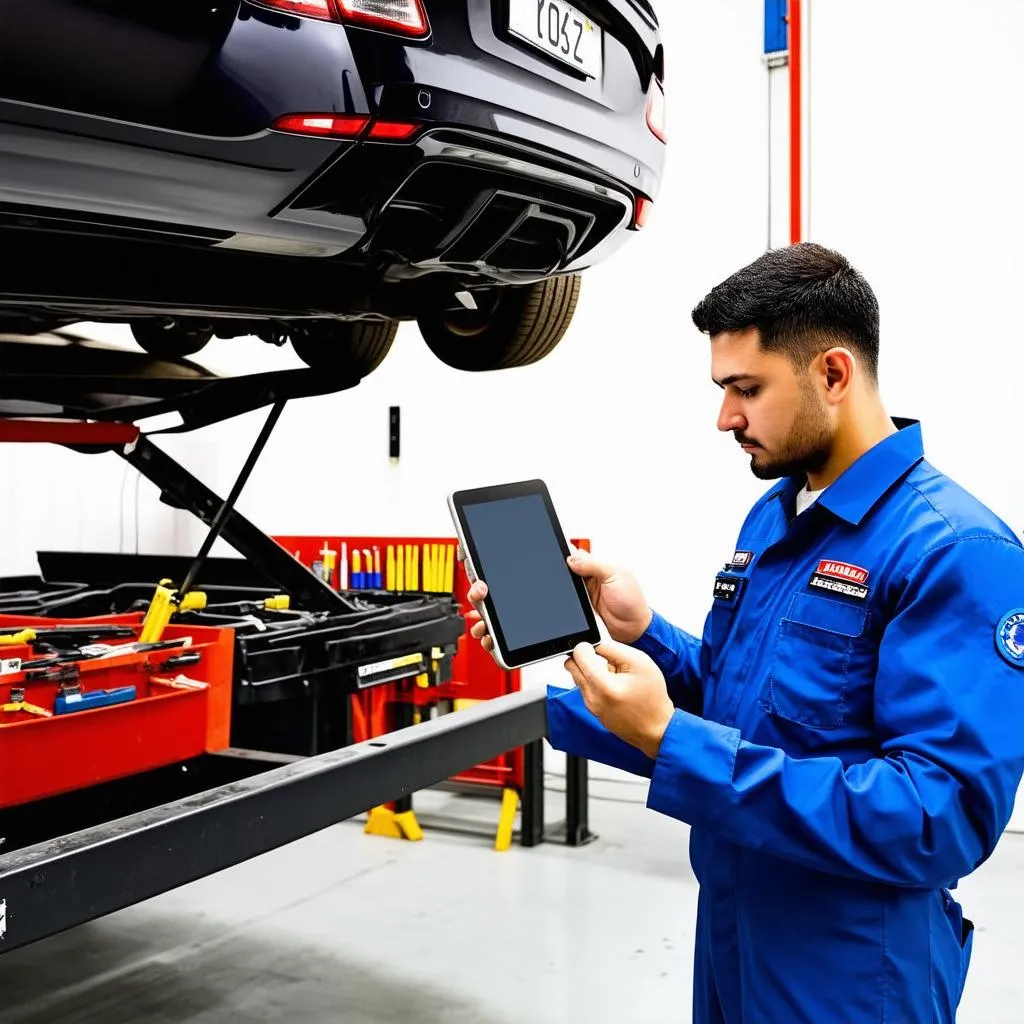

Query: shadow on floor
[0,911,509,1024]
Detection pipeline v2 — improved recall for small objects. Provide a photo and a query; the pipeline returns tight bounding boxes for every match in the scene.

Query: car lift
[0,335,591,956]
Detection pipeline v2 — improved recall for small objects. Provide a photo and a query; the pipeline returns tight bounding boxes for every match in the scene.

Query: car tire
[132,320,213,359]
[417,274,581,372]
[290,319,399,377]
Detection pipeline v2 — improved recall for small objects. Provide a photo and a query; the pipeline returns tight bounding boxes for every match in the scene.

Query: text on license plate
[508,0,603,79]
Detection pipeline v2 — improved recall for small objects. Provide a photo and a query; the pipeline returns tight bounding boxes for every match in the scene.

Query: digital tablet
[447,479,602,670]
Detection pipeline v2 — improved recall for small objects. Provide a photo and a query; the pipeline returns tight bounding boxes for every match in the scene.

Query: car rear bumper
[0,0,664,298]
[273,126,636,284]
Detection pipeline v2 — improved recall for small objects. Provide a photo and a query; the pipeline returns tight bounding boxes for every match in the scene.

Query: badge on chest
[808,559,870,601]
[713,573,746,604]
[728,550,754,570]
[714,549,755,606]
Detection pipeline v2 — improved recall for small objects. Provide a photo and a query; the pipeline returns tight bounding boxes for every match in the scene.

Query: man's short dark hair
[690,243,880,382]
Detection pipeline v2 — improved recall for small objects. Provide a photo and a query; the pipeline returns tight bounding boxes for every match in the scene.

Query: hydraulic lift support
[0,335,577,956]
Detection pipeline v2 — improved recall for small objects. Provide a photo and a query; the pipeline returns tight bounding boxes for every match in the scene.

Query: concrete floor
[1,778,1022,1023]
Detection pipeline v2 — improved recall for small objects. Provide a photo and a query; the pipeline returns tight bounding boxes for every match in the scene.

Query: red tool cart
[0,614,234,809]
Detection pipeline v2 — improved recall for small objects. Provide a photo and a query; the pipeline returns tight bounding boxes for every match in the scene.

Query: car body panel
[0,0,665,320]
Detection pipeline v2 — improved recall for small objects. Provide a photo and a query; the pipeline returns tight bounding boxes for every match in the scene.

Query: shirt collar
[771,418,925,527]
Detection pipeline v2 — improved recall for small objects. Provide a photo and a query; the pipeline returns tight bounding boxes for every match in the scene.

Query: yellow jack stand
[364,806,424,841]
[494,787,519,852]
[452,700,522,852]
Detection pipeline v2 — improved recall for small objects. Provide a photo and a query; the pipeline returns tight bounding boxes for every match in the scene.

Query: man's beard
[740,380,833,481]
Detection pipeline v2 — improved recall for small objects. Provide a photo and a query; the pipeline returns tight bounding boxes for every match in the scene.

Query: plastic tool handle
[54,686,137,716]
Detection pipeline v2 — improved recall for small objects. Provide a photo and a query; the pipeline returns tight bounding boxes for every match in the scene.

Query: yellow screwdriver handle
[0,628,36,646]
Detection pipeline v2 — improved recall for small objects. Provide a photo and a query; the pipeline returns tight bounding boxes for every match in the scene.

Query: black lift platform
[0,333,583,956]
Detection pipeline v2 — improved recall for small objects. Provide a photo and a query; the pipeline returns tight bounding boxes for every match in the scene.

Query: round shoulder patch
[996,609,1024,668]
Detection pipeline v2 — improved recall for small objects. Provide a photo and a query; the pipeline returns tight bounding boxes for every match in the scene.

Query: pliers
[2,687,53,718]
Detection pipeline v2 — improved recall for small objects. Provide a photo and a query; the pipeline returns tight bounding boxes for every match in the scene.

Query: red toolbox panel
[0,613,234,809]
[274,533,590,792]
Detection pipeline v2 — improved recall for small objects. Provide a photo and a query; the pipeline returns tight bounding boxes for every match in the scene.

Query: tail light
[646,78,666,143]
[335,0,429,37]
[252,0,429,37]
[272,114,370,137]
[272,114,420,141]
[254,0,335,18]
[634,196,652,229]
[367,120,420,140]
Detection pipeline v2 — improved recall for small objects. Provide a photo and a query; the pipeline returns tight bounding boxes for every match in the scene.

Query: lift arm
[120,431,349,613]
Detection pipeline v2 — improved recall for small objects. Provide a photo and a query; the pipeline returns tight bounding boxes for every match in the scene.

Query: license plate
[508,0,603,79]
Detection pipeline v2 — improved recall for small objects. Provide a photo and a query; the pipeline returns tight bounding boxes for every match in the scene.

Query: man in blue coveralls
[467,243,1024,1022]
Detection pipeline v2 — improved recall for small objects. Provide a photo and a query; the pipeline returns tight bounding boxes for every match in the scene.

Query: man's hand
[566,548,653,644]
[564,640,675,760]
[466,579,495,654]
[463,545,653,657]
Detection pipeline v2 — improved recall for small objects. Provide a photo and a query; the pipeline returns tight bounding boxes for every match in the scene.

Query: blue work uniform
[547,419,1024,1023]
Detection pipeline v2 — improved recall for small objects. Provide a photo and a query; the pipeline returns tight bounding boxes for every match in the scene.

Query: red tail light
[646,78,666,143]
[368,120,420,140]
[251,0,430,38]
[334,0,429,37]
[271,114,420,141]
[634,196,652,229]
[271,114,370,137]
[253,0,336,19]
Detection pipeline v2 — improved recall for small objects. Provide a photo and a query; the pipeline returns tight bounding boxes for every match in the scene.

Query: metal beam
[0,689,548,953]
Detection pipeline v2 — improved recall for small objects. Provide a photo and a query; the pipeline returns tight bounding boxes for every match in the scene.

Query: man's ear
[822,348,855,401]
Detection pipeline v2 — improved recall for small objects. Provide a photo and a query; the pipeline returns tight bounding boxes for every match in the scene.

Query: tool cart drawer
[0,614,234,809]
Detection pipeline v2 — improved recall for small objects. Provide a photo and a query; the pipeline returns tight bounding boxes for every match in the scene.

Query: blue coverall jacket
[547,420,1024,1023]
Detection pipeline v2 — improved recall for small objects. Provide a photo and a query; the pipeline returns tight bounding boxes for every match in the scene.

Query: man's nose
[717,399,746,434]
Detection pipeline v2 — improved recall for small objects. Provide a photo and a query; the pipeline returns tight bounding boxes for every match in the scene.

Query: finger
[563,655,587,691]
[570,642,612,684]
[564,656,596,711]
[467,581,488,606]
[566,549,613,582]
[592,638,644,673]
[482,636,493,652]
[470,620,488,639]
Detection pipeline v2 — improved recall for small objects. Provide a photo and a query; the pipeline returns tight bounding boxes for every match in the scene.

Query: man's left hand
[564,640,676,760]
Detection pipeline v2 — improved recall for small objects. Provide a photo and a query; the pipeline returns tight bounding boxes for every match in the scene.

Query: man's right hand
[564,548,653,643]
[465,548,653,656]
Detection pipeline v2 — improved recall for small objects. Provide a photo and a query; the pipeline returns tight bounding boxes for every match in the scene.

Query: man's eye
[738,386,760,398]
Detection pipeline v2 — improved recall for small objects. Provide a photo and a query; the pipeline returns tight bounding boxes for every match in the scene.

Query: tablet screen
[450,479,600,667]
[462,494,590,651]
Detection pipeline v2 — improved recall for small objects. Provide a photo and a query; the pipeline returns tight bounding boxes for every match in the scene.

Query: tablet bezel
[448,479,601,670]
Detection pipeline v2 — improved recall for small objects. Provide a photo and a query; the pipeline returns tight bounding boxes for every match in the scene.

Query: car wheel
[290,319,399,377]
[132,320,213,359]
[417,274,581,372]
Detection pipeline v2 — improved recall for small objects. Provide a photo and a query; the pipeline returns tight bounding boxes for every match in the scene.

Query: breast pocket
[762,592,874,730]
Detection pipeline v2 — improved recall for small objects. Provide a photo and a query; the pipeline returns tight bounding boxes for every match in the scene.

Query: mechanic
[466,242,1024,1023]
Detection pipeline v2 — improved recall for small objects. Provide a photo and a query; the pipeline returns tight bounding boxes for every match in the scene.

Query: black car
[0,0,665,375]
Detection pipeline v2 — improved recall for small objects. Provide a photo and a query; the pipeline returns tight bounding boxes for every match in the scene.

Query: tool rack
[0,334,592,956]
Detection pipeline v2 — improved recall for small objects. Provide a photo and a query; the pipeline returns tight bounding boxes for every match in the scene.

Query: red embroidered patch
[816,560,870,586]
